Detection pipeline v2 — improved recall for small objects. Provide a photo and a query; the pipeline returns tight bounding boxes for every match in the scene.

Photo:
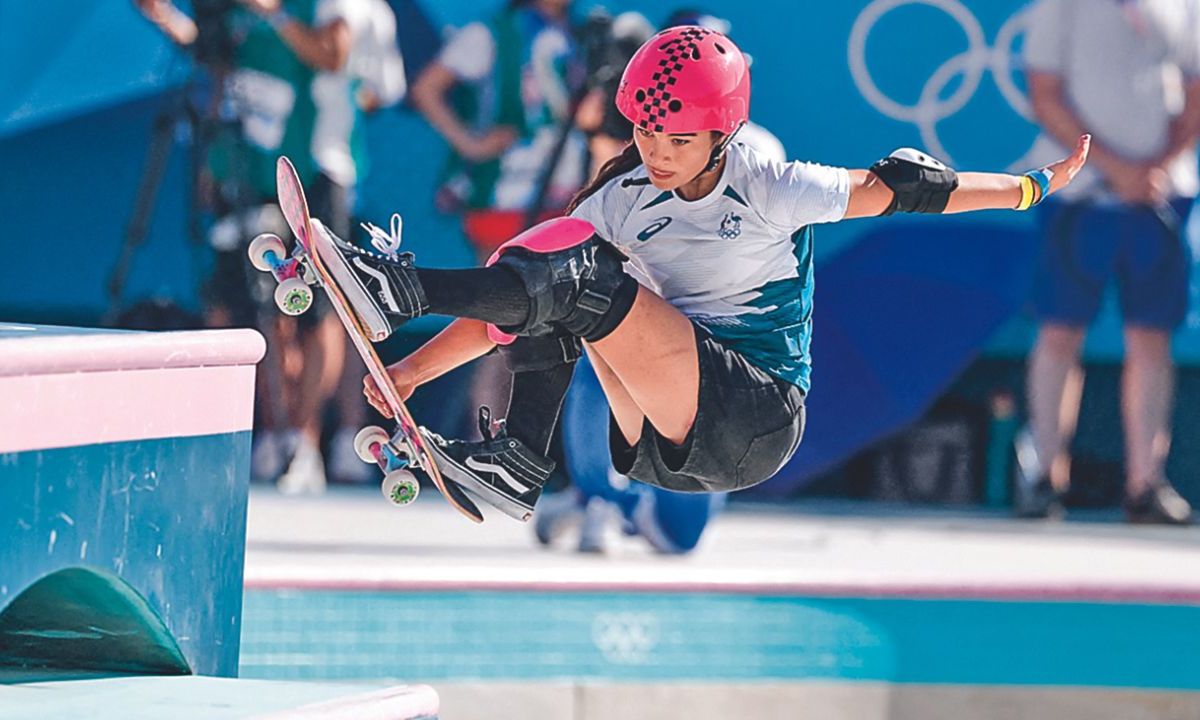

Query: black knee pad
[497,334,582,373]
[494,238,638,341]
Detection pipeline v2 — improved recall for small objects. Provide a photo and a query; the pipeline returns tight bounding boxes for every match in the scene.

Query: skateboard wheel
[248,233,286,272]
[382,470,420,506]
[354,425,389,464]
[274,277,313,315]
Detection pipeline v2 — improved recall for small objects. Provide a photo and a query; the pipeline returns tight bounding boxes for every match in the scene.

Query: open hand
[1044,134,1090,197]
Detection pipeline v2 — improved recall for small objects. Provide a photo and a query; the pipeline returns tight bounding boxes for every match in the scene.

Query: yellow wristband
[1015,175,1035,211]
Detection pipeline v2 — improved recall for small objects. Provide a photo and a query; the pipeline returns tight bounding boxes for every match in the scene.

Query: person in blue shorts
[1017,0,1200,524]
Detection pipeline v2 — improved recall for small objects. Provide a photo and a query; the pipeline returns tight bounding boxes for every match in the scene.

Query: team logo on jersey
[718,212,742,240]
[637,217,672,241]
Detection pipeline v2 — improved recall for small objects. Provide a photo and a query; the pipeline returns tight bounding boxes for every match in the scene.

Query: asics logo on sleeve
[637,217,673,241]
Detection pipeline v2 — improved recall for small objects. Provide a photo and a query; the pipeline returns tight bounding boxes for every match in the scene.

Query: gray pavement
[244,487,1200,599]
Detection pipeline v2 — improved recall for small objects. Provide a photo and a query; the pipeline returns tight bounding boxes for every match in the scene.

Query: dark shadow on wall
[0,567,191,683]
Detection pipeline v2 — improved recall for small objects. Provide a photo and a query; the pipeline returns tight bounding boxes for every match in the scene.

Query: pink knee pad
[484,217,597,345]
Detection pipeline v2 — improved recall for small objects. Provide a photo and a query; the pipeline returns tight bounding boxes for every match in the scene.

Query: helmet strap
[702,122,746,174]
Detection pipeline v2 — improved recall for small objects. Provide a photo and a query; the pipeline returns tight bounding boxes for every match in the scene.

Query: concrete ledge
[0,325,264,452]
[0,676,439,719]
[0,325,265,376]
[435,681,1200,720]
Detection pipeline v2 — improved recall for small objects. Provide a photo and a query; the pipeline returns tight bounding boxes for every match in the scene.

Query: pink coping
[243,577,1200,605]
[0,328,265,376]
[0,365,259,454]
[0,328,264,453]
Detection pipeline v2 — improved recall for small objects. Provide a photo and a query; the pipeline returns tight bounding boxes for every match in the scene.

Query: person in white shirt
[303,0,410,486]
[1016,0,1200,524]
[137,0,400,494]
[411,0,586,219]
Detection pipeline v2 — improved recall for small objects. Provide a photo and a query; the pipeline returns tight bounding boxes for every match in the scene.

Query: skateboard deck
[273,156,484,523]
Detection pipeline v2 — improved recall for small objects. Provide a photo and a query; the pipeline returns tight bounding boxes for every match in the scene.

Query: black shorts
[609,325,806,493]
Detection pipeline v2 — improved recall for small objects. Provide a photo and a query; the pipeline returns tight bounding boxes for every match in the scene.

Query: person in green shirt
[136,0,362,493]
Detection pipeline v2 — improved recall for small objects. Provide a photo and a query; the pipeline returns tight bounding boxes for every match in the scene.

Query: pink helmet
[615,26,750,135]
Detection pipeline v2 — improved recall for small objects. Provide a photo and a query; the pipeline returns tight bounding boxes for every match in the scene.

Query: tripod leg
[106,93,187,324]
[521,82,592,230]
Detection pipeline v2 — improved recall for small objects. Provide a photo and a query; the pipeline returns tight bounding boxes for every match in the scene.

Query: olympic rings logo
[849,0,1033,168]
[591,611,661,664]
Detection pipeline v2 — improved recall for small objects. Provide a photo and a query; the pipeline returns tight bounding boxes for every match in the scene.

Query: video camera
[576,10,655,139]
[191,0,238,67]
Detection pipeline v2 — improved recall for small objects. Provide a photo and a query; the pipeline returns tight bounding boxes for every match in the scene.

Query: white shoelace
[360,213,403,259]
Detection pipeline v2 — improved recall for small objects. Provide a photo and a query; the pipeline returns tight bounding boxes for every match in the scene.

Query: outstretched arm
[844,134,1091,220]
[364,318,496,417]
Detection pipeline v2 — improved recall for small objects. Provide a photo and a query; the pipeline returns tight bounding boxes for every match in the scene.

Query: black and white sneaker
[309,214,428,341]
[421,407,554,522]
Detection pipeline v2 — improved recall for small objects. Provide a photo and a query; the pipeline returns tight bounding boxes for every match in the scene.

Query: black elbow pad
[869,148,959,215]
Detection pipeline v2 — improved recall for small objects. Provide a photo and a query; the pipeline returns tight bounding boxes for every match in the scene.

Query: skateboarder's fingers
[363,376,392,418]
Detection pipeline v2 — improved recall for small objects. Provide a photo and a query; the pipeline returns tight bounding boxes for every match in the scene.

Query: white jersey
[311,0,405,187]
[571,142,850,391]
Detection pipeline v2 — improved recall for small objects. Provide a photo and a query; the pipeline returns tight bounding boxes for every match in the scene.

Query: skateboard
[248,156,485,524]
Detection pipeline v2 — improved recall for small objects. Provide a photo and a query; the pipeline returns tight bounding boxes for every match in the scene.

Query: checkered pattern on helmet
[634,27,714,132]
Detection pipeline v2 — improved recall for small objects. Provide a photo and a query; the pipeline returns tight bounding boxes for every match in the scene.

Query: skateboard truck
[248,233,315,316]
[354,426,422,507]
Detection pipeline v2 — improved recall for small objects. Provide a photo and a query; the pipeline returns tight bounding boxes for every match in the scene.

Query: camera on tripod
[576,11,654,141]
[109,0,249,324]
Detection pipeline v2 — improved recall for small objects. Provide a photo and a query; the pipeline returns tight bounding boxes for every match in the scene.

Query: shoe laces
[477,406,507,443]
[360,213,403,260]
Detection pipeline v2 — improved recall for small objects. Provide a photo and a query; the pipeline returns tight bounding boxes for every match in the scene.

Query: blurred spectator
[1017,0,1200,523]
[136,0,400,492]
[412,0,586,234]
[411,0,587,436]
[307,0,409,486]
[574,11,656,177]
